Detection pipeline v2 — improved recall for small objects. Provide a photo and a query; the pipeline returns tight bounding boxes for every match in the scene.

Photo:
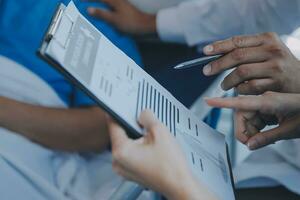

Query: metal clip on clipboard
[44,4,74,49]
[45,4,65,42]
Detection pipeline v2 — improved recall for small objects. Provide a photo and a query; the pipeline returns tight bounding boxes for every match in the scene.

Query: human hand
[84,0,156,35]
[202,32,300,95]
[107,110,216,200]
[206,92,300,150]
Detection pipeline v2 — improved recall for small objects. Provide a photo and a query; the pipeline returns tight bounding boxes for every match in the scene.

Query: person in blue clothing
[0,0,141,151]
[0,0,143,199]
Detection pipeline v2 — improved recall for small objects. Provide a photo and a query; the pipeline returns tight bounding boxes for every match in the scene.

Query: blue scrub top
[0,0,142,107]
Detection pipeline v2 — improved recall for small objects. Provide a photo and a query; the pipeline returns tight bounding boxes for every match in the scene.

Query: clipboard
[38,3,236,199]
[38,3,141,139]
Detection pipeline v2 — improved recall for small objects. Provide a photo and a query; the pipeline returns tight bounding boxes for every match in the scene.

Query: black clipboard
[38,4,141,139]
[37,3,236,198]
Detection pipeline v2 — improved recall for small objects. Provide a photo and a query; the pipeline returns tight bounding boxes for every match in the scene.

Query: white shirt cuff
[156,7,186,44]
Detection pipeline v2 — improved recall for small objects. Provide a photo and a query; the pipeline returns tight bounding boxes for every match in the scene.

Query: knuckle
[271,60,285,78]
[248,81,263,94]
[236,84,249,95]
[267,44,286,57]
[211,60,221,71]
[248,80,258,89]
[212,41,225,52]
[149,124,163,135]
[231,49,246,61]
[262,91,275,97]
[211,42,219,51]
[232,36,245,48]
[263,32,278,40]
[260,94,278,114]
[236,66,249,78]
[261,134,272,146]
[270,60,284,72]
[253,34,262,42]
[264,99,274,111]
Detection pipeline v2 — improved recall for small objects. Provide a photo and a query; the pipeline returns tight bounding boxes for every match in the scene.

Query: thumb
[247,115,300,150]
[107,118,130,151]
[138,109,166,142]
[138,109,160,130]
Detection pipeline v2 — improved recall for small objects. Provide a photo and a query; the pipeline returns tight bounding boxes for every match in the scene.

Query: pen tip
[174,65,182,70]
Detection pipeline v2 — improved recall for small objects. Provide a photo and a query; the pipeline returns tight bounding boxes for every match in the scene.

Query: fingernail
[221,82,225,90]
[204,45,214,54]
[247,140,257,150]
[88,7,95,14]
[203,64,212,76]
[203,97,211,102]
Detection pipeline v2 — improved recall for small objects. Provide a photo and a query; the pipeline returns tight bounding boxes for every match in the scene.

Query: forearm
[157,0,250,45]
[156,0,300,46]
[164,174,218,200]
[252,0,300,35]
[0,97,109,152]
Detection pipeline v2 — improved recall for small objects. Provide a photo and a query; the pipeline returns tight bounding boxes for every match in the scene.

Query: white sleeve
[156,0,300,46]
[156,7,186,44]
[282,28,300,60]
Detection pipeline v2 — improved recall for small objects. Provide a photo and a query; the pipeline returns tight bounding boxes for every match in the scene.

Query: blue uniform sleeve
[72,88,96,107]
[0,0,142,108]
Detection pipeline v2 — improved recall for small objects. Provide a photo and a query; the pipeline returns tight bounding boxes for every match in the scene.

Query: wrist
[175,179,200,200]
[164,172,201,200]
[139,13,156,34]
[0,96,8,126]
[166,174,218,200]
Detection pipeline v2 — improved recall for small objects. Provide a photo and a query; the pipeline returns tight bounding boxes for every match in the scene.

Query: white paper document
[40,2,235,199]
